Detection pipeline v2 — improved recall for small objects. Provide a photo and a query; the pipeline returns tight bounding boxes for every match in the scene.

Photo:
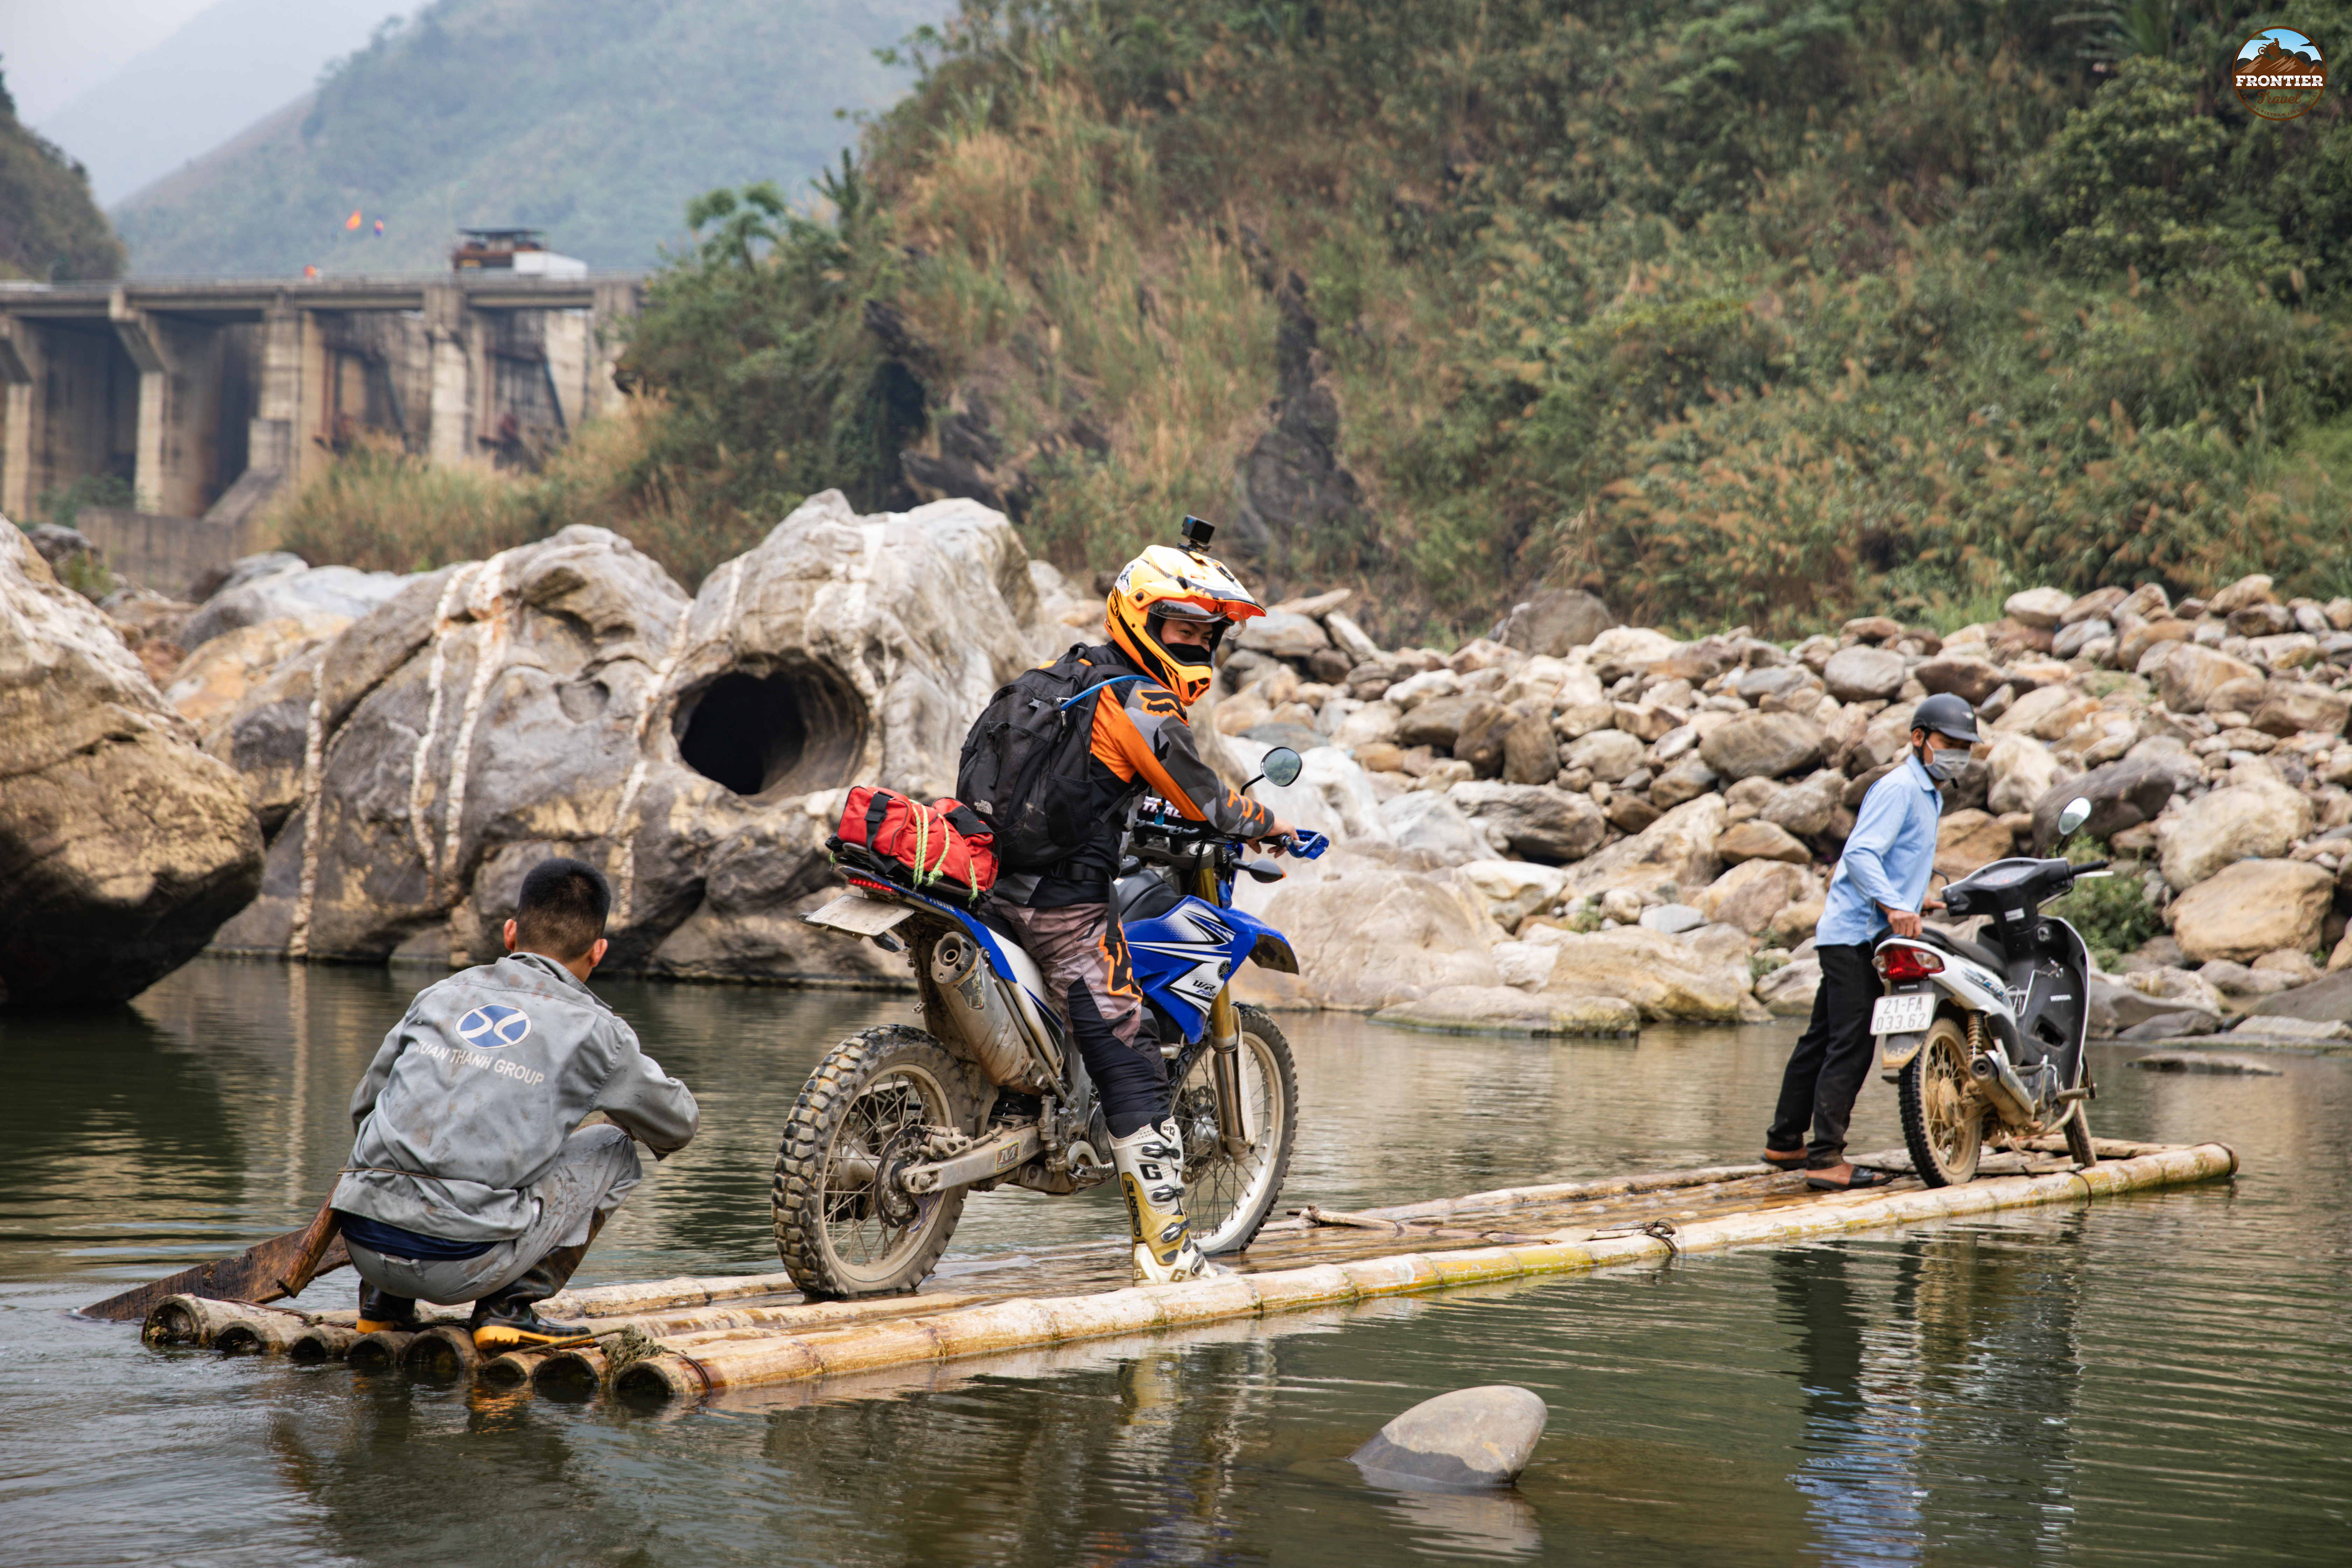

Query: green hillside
[284,1,2352,642]
[0,68,125,281]
[114,0,942,275]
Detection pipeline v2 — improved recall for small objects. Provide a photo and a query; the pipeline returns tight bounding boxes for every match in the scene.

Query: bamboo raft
[137,1138,2234,1405]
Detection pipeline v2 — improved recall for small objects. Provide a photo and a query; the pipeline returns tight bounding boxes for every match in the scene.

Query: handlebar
[2072,859,2109,876]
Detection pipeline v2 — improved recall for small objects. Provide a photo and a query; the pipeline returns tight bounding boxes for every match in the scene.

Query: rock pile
[40,492,2352,1033]
[1216,575,2352,1031]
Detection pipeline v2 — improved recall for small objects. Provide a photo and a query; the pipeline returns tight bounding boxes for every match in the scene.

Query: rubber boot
[469,1215,602,1350]
[356,1282,420,1334]
[1111,1116,1231,1284]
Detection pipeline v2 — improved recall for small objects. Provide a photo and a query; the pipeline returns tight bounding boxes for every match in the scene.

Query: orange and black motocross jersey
[997,644,1275,909]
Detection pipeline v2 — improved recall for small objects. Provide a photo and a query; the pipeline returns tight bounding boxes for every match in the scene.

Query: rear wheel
[772,1026,979,1298]
[1170,1005,1299,1254]
[2062,1101,2098,1168]
[1899,1015,1985,1188]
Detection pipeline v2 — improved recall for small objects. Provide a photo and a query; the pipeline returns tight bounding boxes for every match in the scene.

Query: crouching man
[332,858,698,1349]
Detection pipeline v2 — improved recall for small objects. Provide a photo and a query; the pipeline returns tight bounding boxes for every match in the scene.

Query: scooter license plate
[1871,992,1935,1035]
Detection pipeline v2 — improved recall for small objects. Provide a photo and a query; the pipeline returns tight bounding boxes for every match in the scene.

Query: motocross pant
[1766,942,1880,1169]
[994,901,1168,1138]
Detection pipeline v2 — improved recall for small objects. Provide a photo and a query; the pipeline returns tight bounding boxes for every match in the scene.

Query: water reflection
[2,959,2348,1567]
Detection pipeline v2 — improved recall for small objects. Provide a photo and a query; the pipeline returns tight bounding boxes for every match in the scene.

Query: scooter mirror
[2057,797,2094,838]
[1260,747,1304,788]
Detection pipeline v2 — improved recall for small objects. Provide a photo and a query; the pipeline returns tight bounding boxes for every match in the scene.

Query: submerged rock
[2128,1052,2283,1075]
[1351,1385,1548,1490]
[1,528,262,1007]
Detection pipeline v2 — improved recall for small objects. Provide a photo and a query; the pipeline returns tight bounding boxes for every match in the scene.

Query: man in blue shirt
[1764,693,1982,1190]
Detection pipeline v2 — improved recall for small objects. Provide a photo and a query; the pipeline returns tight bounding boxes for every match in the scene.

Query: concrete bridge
[0,273,642,592]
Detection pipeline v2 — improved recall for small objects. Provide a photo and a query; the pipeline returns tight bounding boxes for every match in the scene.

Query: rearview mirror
[2057,797,2093,838]
[1260,747,1303,789]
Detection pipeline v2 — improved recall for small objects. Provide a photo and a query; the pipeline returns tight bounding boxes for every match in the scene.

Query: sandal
[1806,1166,1900,1192]
[1762,1151,1808,1172]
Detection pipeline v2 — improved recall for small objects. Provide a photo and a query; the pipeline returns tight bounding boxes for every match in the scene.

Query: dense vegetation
[114,0,939,275]
[287,1,2352,643]
[0,66,125,281]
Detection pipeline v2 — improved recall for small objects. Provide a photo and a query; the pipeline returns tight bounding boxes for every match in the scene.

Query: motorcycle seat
[1920,924,2005,974]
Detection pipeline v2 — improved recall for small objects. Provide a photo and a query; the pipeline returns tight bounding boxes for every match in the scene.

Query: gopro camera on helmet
[1180,515,1216,549]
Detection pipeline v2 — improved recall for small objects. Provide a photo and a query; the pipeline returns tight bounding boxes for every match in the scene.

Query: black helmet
[1911,691,1981,746]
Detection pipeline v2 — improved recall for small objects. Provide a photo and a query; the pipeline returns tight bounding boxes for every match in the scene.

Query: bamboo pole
[289,1323,362,1363]
[400,1324,481,1382]
[142,1295,308,1349]
[346,1329,416,1371]
[529,1346,610,1396]
[610,1143,2236,1404]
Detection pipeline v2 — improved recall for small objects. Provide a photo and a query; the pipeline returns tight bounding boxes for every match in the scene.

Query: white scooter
[1871,797,2105,1184]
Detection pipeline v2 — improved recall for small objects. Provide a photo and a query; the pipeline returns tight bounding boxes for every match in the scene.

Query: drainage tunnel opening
[675,665,868,799]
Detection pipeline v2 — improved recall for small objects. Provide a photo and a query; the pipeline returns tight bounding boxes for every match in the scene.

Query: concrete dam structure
[0,273,642,592]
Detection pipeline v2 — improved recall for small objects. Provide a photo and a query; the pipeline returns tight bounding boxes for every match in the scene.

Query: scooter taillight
[1876,945,1944,981]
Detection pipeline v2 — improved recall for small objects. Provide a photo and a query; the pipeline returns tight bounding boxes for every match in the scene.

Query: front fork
[1195,864,1252,1157]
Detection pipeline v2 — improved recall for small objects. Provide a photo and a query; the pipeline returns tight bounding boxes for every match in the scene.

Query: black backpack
[956,645,1146,870]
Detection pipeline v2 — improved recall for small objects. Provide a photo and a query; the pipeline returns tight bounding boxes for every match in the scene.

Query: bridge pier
[0,274,641,588]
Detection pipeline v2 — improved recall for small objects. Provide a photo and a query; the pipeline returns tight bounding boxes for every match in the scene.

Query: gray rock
[1447,780,1608,864]
[1699,713,1828,781]
[1350,1385,1548,1490]
[2251,968,2352,1023]
[1235,609,1331,660]
[1650,755,1720,808]
[1564,727,1645,783]
[2028,756,2176,853]
[2118,1008,2224,1041]
[210,550,308,596]
[2,530,263,1007]
[1400,692,1483,749]
[27,523,99,572]
[1912,655,2007,705]
[1496,588,1615,656]
[1242,722,1328,756]
[1821,645,1906,701]
[1731,664,1818,703]
[1380,791,1493,864]
[1638,902,1706,934]
[181,562,408,649]
[2129,1052,2283,1076]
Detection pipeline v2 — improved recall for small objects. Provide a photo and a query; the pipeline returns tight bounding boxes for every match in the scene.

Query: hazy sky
[1,0,221,125]
[3,0,414,203]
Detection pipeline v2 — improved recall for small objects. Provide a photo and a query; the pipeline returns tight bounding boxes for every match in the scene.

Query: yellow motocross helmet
[1104,517,1265,707]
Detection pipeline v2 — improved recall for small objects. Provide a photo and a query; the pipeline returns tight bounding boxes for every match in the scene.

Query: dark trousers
[995,901,1168,1138]
[1767,943,1880,1168]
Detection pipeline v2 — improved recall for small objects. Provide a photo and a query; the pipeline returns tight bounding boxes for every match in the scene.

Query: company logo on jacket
[457,1004,533,1048]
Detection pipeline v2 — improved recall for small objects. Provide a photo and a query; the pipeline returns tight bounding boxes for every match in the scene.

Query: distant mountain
[40,0,406,206]
[113,0,943,277]
[0,69,125,281]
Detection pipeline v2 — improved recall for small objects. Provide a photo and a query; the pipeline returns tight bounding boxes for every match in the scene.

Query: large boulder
[163,615,347,731]
[1563,794,1727,899]
[1234,740,1391,845]
[1693,858,1813,934]
[1234,609,1330,659]
[2027,756,2176,853]
[1716,819,1810,865]
[1446,781,1606,863]
[1700,713,1827,781]
[2252,681,2350,738]
[1452,860,1569,929]
[1913,654,2006,705]
[1495,588,1615,656]
[1524,926,1750,1021]
[1821,645,1906,701]
[1985,733,2064,815]
[1935,808,2015,876]
[2154,644,2262,714]
[1,528,264,1006]
[1251,861,1505,1008]
[2169,860,2333,964]
[2155,763,2313,890]
[204,493,1066,978]
[1380,791,1493,863]
[179,558,407,649]
[1563,727,1645,782]
[2251,967,2352,1023]
[1755,957,1821,1016]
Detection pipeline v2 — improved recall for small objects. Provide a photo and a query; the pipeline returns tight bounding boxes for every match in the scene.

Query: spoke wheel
[1170,1005,1299,1254]
[1899,1015,1985,1188]
[772,1026,977,1297]
[2062,1100,2098,1168]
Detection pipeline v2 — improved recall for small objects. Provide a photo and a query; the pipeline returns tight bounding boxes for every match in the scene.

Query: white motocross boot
[1111,1116,1232,1284]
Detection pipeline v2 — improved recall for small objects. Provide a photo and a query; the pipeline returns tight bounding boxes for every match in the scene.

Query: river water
[1,958,2345,1566]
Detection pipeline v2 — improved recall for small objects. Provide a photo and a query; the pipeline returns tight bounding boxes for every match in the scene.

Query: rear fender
[1876,972,1989,1073]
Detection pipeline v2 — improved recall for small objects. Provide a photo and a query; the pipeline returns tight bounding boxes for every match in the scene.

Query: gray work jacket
[330,952,698,1243]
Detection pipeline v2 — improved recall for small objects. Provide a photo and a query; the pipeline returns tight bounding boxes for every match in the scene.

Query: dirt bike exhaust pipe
[1969,1051,2037,1125]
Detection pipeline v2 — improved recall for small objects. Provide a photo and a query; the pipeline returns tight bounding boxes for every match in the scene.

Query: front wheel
[1898,1015,1985,1188]
[1170,1004,1300,1254]
[772,1026,979,1298]
[2062,1100,2098,1168]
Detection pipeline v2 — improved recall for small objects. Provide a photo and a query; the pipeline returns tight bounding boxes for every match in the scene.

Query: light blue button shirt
[1815,753,1945,947]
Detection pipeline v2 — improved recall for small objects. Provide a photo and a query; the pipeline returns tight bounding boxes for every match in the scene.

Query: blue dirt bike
[778,748,1331,1297]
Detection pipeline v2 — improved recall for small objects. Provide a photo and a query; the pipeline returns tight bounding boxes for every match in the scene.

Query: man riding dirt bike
[959,518,1297,1282]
